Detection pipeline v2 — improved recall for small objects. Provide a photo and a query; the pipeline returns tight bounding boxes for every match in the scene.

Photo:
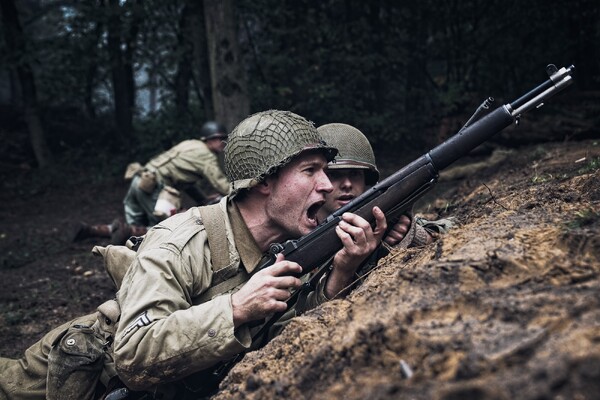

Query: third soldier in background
[73,121,231,244]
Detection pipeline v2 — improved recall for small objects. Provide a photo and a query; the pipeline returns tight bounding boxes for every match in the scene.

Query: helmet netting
[225,110,336,191]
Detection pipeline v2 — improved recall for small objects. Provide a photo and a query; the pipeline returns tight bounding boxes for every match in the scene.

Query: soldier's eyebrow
[300,159,327,169]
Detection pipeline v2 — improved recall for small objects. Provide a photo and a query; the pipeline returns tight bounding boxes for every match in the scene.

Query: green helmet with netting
[225,110,338,195]
[317,123,380,186]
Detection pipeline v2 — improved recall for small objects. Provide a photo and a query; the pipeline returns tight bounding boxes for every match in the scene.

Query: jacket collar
[228,200,264,274]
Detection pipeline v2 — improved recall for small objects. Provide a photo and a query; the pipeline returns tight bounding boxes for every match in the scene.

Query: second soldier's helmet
[317,123,379,186]
[200,121,228,141]
[225,110,337,195]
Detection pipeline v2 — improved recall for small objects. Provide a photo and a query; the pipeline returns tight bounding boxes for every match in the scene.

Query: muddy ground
[1,136,600,399]
[216,139,600,400]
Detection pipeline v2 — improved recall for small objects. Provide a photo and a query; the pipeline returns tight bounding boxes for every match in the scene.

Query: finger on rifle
[338,218,369,245]
[371,206,387,238]
[266,254,303,281]
[341,212,371,230]
[391,221,409,235]
[271,287,295,301]
[272,274,302,290]
[335,224,356,247]
[398,214,411,225]
[386,229,405,241]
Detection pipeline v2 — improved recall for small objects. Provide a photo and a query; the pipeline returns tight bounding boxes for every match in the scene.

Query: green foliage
[577,157,600,174]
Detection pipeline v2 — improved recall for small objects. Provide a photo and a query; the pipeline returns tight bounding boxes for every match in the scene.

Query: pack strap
[198,203,230,271]
[196,203,252,304]
[196,269,249,305]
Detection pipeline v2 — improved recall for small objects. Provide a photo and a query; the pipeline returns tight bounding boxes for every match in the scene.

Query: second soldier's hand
[383,214,412,246]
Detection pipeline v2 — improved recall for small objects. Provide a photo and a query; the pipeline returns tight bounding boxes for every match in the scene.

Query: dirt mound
[215,139,600,400]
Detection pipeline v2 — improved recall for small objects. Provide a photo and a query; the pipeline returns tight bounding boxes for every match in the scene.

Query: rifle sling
[196,271,248,305]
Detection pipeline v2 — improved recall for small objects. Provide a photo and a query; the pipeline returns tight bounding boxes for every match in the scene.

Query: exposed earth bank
[216,139,600,400]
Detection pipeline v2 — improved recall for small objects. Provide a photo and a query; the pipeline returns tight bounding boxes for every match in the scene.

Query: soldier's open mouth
[307,201,325,226]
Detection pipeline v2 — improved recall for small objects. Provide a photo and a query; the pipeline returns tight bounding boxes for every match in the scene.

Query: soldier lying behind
[72,121,230,245]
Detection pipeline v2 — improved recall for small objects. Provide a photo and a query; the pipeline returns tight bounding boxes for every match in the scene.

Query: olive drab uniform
[124,139,230,227]
[113,197,328,391]
[0,198,328,399]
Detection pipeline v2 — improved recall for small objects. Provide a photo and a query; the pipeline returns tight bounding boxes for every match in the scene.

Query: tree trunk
[84,19,103,119]
[124,0,140,113]
[174,2,193,121]
[190,0,213,120]
[105,0,136,142]
[0,0,52,167]
[203,0,249,131]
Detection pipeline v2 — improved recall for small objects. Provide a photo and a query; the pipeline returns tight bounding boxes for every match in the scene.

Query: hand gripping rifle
[183,64,575,397]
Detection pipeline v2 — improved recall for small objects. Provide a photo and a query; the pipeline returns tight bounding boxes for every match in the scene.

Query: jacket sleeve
[181,147,230,195]
[113,241,249,390]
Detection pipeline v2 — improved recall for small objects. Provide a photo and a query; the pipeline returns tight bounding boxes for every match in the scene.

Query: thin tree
[203,0,249,130]
[0,0,53,167]
[105,0,141,142]
[190,0,213,120]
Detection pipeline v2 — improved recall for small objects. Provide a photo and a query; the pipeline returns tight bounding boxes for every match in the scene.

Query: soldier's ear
[256,179,271,195]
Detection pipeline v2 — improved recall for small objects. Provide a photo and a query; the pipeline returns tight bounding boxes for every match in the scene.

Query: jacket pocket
[47,324,106,400]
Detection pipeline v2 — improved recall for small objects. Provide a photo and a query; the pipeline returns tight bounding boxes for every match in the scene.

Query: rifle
[182,64,575,397]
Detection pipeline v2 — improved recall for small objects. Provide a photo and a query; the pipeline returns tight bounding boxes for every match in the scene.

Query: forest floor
[1,136,600,400]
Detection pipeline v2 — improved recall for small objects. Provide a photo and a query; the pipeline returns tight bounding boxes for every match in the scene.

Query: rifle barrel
[509,65,575,115]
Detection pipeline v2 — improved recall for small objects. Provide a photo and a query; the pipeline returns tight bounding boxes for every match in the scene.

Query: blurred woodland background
[0,0,599,185]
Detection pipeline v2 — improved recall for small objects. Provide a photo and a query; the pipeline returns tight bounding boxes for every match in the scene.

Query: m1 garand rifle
[185,64,575,396]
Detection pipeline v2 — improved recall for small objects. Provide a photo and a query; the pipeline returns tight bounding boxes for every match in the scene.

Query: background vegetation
[1,0,598,185]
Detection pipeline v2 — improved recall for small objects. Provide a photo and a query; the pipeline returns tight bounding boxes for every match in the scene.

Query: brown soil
[1,138,600,400]
[216,139,600,400]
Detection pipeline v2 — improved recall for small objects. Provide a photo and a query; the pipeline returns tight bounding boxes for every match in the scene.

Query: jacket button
[208,329,216,337]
